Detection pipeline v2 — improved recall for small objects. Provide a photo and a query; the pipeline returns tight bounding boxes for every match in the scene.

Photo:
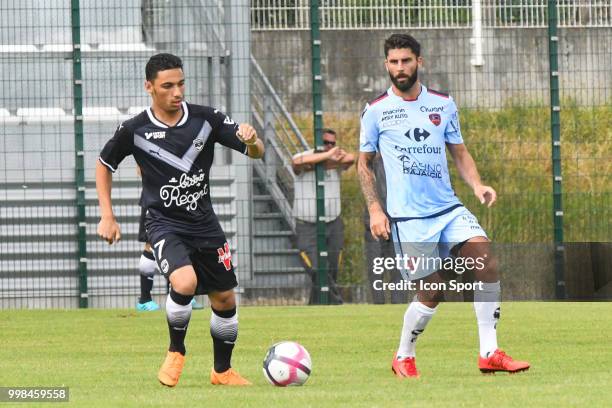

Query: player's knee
[475,253,499,281]
[418,290,443,305]
[171,280,197,295]
[485,255,498,273]
[169,266,197,295]
[139,251,158,277]
[209,290,236,310]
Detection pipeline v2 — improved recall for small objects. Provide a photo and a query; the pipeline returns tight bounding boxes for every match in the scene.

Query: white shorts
[391,206,487,281]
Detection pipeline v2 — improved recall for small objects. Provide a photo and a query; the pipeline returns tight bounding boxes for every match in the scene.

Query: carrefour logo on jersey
[395,144,442,155]
[405,128,431,142]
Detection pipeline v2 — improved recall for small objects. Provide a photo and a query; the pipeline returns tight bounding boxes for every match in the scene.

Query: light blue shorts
[391,206,487,281]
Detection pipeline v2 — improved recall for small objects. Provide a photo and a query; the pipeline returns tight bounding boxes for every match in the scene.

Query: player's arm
[447,143,496,207]
[96,123,133,244]
[292,148,337,174]
[236,123,265,159]
[212,109,264,159]
[358,102,389,239]
[358,151,390,240]
[96,160,121,244]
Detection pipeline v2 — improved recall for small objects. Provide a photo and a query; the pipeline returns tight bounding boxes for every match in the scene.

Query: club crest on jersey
[160,259,169,274]
[217,242,232,271]
[429,113,441,126]
[193,137,204,151]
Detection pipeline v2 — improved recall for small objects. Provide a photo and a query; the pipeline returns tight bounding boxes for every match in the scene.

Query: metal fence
[1,0,265,308]
[1,1,611,309]
[251,3,612,302]
[252,0,612,30]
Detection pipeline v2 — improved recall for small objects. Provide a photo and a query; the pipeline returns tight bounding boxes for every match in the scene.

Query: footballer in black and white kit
[96,53,263,387]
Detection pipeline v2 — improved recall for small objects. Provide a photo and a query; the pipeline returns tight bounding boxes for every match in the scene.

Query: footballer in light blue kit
[358,34,530,378]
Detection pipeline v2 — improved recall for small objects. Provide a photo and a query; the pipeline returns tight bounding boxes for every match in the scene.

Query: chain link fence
[1,1,611,308]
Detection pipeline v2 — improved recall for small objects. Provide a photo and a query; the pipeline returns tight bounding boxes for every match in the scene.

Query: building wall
[253,28,612,113]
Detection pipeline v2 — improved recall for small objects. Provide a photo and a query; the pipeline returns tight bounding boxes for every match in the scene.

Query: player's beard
[389,68,418,92]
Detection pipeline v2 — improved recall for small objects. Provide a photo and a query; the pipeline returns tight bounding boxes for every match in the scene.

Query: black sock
[210,307,238,373]
[139,275,154,303]
[166,289,193,355]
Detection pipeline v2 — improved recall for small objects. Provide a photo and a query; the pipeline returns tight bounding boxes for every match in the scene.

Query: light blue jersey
[360,85,464,220]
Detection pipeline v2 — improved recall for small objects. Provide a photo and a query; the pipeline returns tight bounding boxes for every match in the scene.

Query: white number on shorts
[153,239,166,260]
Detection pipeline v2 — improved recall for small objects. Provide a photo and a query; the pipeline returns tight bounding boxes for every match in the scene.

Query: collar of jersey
[146,101,189,128]
[388,84,426,102]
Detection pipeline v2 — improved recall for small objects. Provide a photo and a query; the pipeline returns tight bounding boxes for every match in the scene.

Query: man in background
[292,128,355,304]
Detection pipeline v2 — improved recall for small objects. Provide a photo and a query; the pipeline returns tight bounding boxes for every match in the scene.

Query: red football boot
[478,349,530,374]
[391,353,419,378]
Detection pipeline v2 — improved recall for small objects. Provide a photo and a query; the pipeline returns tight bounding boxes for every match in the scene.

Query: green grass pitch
[1,303,610,407]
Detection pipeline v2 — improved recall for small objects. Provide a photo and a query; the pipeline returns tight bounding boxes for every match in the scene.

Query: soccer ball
[262,341,312,386]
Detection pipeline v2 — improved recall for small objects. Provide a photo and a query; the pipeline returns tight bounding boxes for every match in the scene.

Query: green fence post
[310,0,329,305]
[71,0,88,308]
[548,0,565,299]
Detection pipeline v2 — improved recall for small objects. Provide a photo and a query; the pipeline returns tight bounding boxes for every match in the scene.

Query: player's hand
[370,208,391,241]
[98,216,121,245]
[474,184,497,208]
[236,124,258,145]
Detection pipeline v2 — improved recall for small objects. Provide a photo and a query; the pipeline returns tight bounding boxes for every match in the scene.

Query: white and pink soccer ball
[263,341,312,386]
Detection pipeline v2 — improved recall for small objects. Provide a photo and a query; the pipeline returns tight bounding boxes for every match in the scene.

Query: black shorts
[147,231,238,295]
[137,207,148,243]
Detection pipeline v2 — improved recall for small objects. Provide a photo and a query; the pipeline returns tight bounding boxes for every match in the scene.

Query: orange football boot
[210,368,252,386]
[158,351,185,387]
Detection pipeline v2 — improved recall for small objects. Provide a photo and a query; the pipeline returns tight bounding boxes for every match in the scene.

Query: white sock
[474,281,501,358]
[138,252,158,277]
[210,308,238,344]
[166,293,193,328]
[397,298,436,358]
[165,290,193,354]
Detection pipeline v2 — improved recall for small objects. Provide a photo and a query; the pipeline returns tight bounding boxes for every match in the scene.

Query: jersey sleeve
[99,122,134,172]
[211,109,248,155]
[359,104,379,152]
[444,98,464,144]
